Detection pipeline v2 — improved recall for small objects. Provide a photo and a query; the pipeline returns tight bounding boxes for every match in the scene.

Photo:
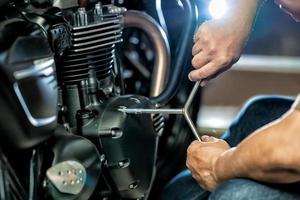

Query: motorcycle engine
[54,1,160,199]
[0,0,162,199]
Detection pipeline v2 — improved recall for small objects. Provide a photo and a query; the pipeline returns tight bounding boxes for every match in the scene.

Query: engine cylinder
[58,4,125,86]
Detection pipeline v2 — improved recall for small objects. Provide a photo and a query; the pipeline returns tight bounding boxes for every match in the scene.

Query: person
[161,0,300,199]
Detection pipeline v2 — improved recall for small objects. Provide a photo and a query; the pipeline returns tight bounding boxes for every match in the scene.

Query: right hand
[189,18,250,82]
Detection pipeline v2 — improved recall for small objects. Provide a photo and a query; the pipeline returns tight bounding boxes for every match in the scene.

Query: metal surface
[53,0,78,9]
[46,161,87,195]
[73,7,88,27]
[13,58,55,80]
[13,83,57,127]
[118,81,202,141]
[124,11,170,97]
[149,0,197,105]
[60,7,124,85]
[118,108,183,115]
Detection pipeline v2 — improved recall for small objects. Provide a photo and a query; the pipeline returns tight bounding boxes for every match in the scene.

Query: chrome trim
[13,83,56,127]
[46,161,87,195]
[14,58,55,80]
[118,81,202,141]
[124,11,171,97]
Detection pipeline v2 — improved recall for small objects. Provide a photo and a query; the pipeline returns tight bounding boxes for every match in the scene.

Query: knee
[209,179,262,200]
[162,170,207,200]
[240,95,293,118]
[230,96,294,132]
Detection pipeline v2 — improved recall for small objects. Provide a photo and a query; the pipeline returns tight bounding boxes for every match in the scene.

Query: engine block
[58,4,125,85]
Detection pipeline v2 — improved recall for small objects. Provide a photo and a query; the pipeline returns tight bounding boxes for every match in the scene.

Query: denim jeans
[161,96,300,200]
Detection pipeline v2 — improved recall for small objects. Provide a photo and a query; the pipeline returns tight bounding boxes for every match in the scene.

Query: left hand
[186,135,230,191]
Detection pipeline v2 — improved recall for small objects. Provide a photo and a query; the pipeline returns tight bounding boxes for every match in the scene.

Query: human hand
[186,135,230,191]
[189,19,248,83]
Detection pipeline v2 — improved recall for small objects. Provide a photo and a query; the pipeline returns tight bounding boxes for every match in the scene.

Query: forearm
[224,0,265,29]
[215,100,300,183]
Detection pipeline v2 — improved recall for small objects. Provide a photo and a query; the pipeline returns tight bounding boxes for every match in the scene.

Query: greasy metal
[123,11,170,97]
[46,161,87,195]
[118,81,202,141]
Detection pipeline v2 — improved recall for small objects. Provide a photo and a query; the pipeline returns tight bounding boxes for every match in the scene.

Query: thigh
[210,179,300,200]
[222,96,294,147]
[161,170,209,200]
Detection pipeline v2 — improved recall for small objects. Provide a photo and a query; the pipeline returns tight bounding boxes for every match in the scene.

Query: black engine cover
[100,95,158,199]
[78,95,158,199]
[0,19,57,149]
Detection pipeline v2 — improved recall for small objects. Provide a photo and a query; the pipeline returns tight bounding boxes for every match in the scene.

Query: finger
[201,135,211,142]
[187,140,199,153]
[193,22,207,42]
[193,30,200,43]
[191,140,200,145]
[192,42,203,56]
[191,51,210,69]
[202,135,220,143]
[210,136,219,142]
[189,62,218,81]
[193,32,199,43]
[186,158,195,171]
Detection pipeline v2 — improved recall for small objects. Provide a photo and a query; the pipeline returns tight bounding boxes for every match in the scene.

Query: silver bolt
[129,184,134,189]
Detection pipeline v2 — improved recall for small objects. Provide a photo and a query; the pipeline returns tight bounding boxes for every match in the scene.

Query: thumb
[201,135,218,142]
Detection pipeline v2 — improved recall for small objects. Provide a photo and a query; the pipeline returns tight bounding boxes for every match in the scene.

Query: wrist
[213,148,238,182]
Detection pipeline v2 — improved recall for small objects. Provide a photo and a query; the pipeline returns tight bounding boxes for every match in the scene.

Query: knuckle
[195,26,205,41]
[217,55,231,66]
[201,36,209,44]
[232,53,241,63]
[190,70,203,81]
[207,46,217,55]
[187,145,195,154]
[191,140,199,145]
[192,46,197,56]
[191,57,198,68]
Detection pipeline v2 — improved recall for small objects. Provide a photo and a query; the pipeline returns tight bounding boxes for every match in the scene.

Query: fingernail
[188,73,193,81]
[201,135,209,140]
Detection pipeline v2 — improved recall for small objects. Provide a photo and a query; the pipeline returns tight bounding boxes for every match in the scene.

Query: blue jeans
[161,96,300,200]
